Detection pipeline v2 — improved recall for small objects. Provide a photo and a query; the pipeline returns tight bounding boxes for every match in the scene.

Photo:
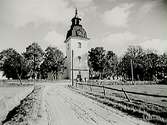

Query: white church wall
[65,37,89,80]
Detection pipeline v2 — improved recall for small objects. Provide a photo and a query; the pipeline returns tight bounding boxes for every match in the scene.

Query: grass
[0,86,33,99]
[2,85,43,125]
[69,83,167,125]
[86,82,167,107]
[0,84,34,123]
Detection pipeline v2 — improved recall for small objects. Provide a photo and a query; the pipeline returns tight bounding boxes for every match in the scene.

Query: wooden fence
[75,82,167,101]
[87,80,157,85]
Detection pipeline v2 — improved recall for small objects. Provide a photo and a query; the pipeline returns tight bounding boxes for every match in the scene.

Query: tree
[158,53,167,79]
[2,49,29,84]
[88,47,106,79]
[156,53,167,84]
[23,43,44,79]
[118,46,145,80]
[143,51,159,80]
[104,51,118,79]
[40,47,66,79]
[0,48,16,70]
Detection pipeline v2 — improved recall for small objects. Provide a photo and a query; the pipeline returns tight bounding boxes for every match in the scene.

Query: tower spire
[66,9,87,40]
[75,8,78,17]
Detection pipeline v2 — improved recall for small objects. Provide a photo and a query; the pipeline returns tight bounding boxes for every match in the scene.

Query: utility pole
[72,50,74,86]
[33,43,36,87]
[130,59,134,84]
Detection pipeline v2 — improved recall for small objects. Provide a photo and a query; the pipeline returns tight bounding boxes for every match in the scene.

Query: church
[64,9,89,81]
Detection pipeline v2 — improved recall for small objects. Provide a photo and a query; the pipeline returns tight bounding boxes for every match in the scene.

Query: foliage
[88,47,106,79]
[0,42,166,82]
[88,47,118,79]
[117,46,167,81]
[142,52,159,80]
[40,47,65,79]
[1,48,29,84]
[23,42,44,79]
[118,46,145,80]
[157,53,167,79]
[103,51,118,79]
[0,48,16,70]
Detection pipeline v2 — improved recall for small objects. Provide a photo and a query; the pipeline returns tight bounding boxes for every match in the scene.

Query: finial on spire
[75,8,78,17]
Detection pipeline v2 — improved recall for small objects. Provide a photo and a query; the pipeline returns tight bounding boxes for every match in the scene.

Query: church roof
[66,9,88,40]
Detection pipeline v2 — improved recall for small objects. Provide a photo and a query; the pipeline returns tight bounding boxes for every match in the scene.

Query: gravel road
[43,82,152,125]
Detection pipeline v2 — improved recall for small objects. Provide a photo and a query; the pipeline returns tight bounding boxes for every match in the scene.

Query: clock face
[76,29,82,36]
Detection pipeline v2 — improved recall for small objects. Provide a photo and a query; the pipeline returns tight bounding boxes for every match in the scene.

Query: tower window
[78,42,81,48]
[78,56,81,62]
[67,43,70,49]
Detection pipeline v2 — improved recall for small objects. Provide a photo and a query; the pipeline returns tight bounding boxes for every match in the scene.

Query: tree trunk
[56,71,58,80]
[100,72,103,80]
[52,71,55,80]
[17,74,22,85]
[16,69,22,85]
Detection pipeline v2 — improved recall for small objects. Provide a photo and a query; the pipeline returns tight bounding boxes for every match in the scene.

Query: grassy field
[73,82,167,124]
[105,84,167,95]
[77,84,167,107]
[105,85,167,107]
[0,87,33,99]
[0,85,33,123]
[82,82,167,107]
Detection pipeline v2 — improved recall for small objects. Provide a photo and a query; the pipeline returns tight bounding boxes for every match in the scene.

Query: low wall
[0,87,34,123]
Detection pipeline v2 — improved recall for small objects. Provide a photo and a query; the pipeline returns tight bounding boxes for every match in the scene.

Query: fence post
[102,86,106,96]
[122,88,130,102]
[90,85,92,92]
[81,83,83,89]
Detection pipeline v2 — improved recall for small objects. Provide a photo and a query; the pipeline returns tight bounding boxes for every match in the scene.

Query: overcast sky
[0,0,166,56]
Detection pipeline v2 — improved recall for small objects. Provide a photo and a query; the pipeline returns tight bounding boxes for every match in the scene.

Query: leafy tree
[118,46,145,80]
[143,51,159,80]
[23,43,44,79]
[126,45,144,59]
[2,49,29,84]
[156,53,167,84]
[104,51,118,79]
[88,47,106,79]
[118,46,166,81]
[0,48,16,70]
[158,53,167,79]
[40,47,65,79]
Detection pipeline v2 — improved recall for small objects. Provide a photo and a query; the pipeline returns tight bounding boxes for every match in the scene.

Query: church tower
[64,9,89,80]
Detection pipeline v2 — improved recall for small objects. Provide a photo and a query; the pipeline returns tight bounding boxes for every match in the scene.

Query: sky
[0,0,167,56]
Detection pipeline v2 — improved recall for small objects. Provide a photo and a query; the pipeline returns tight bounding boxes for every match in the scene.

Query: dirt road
[43,83,152,125]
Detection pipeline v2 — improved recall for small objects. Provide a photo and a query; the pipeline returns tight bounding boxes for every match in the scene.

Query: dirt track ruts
[43,83,152,125]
